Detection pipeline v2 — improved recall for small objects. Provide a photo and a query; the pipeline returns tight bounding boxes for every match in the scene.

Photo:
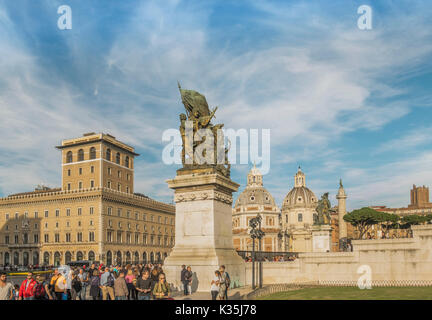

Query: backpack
[107,273,115,287]
[72,278,82,293]
[34,283,46,299]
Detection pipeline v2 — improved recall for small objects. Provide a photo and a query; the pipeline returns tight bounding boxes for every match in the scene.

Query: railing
[236,251,300,261]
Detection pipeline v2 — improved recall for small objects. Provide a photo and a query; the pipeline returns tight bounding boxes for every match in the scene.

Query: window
[23,233,28,244]
[90,147,96,159]
[34,212,38,219]
[89,232,95,242]
[107,207,112,216]
[150,235,154,245]
[116,152,120,164]
[55,234,60,243]
[127,233,131,244]
[77,232,83,242]
[90,220,93,226]
[107,231,112,242]
[158,216,161,223]
[14,235,19,244]
[298,213,303,222]
[164,217,168,224]
[106,148,111,161]
[118,183,121,191]
[108,220,112,227]
[78,208,82,216]
[79,181,83,189]
[34,223,38,229]
[91,166,94,173]
[68,169,71,176]
[135,212,138,220]
[127,174,130,181]
[90,207,94,215]
[108,167,112,175]
[117,231,122,243]
[44,234,49,243]
[135,233,139,244]
[24,212,28,218]
[127,211,130,219]
[117,208,122,217]
[66,221,70,227]
[125,156,129,168]
[118,222,122,228]
[66,209,70,216]
[78,221,82,227]
[5,213,9,220]
[143,214,147,221]
[286,215,288,223]
[78,149,84,161]
[55,222,59,228]
[143,234,147,244]
[79,168,82,175]
[107,181,111,189]
[151,215,154,222]
[66,233,71,242]
[118,170,121,178]
[55,209,59,217]
[14,213,18,219]
[90,180,94,188]
[67,183,71,191]
[66,151,73,163]
[5,236,9,244]
[128,223,131,230]
[44,223,48,229]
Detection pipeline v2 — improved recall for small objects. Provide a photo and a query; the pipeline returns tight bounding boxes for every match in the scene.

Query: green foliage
[344,207,382,238]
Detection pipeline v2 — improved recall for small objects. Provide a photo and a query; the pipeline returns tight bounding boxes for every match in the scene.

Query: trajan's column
[163,84,245,292]
[336,179,348,250]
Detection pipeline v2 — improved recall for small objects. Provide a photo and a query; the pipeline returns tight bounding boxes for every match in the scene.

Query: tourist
[18,272,37,300]
[33,275,52,300]
[152,273,171,300]
[89,269,101,300]
[71,270,82,300]
[100,267,115,300]
[218,265,230,300]
[150,267,160,297]
[125,269,136,300]
[50,268,65,300]
[0,272,14,300]
[184,266,193,295]
[180,264,187,295]
[135,270,152,300]
[114,271,128,300]
[13,284,19,300]
[78,268,89,300]
[210,270,220,300]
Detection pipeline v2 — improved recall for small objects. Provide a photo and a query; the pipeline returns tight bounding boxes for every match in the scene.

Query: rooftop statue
[178,82,230,177]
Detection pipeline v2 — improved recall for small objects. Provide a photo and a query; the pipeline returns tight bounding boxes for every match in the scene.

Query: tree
[377,212,400,234]
[400,214,429,228]
[344,207,382,239]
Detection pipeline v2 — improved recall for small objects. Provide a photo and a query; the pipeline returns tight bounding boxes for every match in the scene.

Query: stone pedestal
[312,225,332,252]
[163,168,246,292]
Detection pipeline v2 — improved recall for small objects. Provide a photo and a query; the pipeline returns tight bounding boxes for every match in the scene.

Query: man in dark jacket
[180,265,188,295]
[135,271,152,300]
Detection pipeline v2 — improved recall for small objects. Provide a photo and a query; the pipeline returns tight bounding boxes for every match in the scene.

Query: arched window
[90,147,96,159]
[156,252,161,263]
[13,252,19,265]
[116,152,121,165]
[134,251,139,264]
[78,149,84,161]
[66,151,73,163]
[23,252,29,266]
[150,252,154,263]
[65,251,72,264]
[76,251,83,261]
[116,251,122,265]
[125,156,130,168]
[4,252,10,265]
[33,252,39,265]
[88,251,95,262]
[54,252,61,266]
[106,251,112,266]
[142,252,147,263]
[43,252,49,265]
[106,148,111,161]
[126,251,131,264]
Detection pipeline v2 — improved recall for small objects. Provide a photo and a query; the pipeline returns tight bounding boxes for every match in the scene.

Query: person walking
[180,265,187,295]
[71,270,82,300]
[100,267,115,300]
[210,270,220,300]
[78,268,89,300]
[184,266,193,295]
[33,275,53,300]
[125,269,136,300]
[135,270,152,300]
[50,269,66,300]
[152,273,171,300]
[18,272,37,300]
[0,272,14,300]
[89,269,101,300]
[218,265,230,300]
[114,271,128,300]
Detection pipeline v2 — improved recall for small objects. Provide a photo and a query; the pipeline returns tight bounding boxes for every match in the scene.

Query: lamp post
[256,214,265,289]
[249,216,260,290]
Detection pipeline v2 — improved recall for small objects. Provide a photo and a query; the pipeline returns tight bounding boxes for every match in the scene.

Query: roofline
[55,139,140,156]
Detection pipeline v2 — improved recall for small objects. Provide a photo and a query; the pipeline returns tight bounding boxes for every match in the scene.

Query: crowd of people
[0,263,172,300]
[0,263,232,301]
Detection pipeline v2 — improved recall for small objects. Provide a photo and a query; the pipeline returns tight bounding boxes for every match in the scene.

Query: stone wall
[244,225,432,286]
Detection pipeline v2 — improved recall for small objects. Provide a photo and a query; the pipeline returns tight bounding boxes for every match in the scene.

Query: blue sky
[1,0,432,211]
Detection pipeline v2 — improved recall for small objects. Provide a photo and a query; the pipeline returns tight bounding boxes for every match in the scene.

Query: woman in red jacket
[19,272,37,300]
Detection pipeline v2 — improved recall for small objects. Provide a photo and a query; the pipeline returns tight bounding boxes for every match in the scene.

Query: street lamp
[249,216,259,290]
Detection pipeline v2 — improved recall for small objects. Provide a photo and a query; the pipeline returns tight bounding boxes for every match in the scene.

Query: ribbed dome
[282,186,317,209]
[235,186,277,207]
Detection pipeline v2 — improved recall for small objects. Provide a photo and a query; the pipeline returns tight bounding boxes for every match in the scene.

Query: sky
[0,0,432,211]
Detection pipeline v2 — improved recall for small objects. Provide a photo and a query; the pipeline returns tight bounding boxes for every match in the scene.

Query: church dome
[234,164,277,208]
[282,167,318,210]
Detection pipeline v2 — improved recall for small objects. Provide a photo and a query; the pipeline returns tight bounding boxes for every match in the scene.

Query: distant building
[0,133,175,267]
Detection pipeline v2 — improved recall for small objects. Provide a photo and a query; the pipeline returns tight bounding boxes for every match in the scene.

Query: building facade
[0,133,175,267]
[232,165,281,252]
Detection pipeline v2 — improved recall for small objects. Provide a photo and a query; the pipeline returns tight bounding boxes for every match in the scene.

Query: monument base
[312,225,332,252]
[164,168,246,293]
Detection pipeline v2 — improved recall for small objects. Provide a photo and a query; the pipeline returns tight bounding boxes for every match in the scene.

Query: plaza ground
[257,286,432,300]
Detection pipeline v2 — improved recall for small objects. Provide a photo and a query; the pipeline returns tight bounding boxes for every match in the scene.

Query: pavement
[172,286,253,300]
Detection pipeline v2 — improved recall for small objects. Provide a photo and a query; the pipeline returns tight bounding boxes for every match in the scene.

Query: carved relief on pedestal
[174,190,233,204]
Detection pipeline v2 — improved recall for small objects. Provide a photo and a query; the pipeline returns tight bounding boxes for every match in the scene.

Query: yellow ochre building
[0,133,175,267]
